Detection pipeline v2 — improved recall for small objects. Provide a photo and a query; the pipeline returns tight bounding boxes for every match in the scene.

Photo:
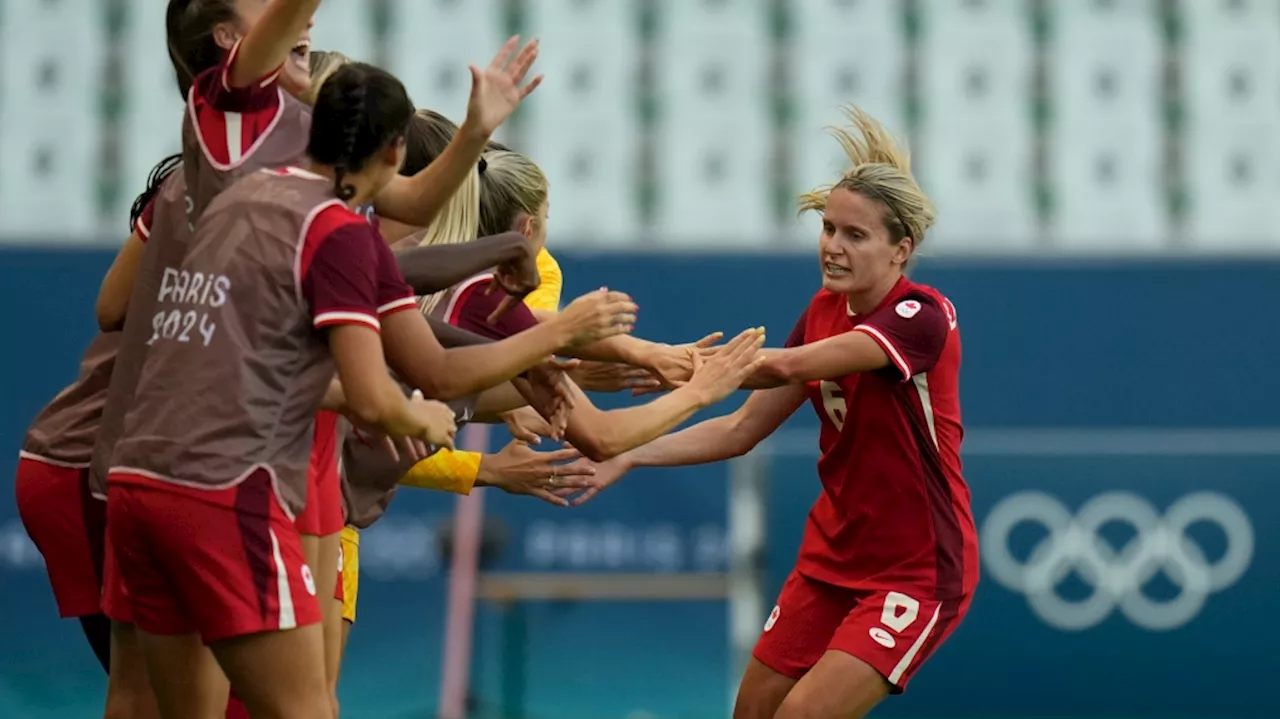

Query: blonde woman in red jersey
[571,107,979,719]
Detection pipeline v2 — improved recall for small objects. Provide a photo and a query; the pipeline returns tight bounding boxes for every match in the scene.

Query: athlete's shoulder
[900,280,958,330]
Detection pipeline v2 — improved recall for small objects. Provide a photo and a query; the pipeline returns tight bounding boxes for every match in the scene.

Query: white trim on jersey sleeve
[377,296,418,316]
[853,324,913,380]
[441,273,495,324]
[291,199,349,303]
[314,311,380,332]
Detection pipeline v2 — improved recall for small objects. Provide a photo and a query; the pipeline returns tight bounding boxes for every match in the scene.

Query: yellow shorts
[340,526,360,623]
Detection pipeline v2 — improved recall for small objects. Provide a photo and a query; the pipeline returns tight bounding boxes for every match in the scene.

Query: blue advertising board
[1,247,1277,718]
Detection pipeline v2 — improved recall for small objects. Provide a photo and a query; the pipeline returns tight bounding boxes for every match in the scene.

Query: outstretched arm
[629,384,807,468]
[565,383,808,506]
[741,336,890,389]
[395,232,533,295]
[516,329,767,462]
[381,289,634,401]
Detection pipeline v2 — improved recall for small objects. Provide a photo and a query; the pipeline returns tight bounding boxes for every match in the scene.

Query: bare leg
[210,624,331,719]
[732,658,799,719]
[316,532,343,717]
[773,650,890,719]
[102,621,160,719]
[134,630,230,719]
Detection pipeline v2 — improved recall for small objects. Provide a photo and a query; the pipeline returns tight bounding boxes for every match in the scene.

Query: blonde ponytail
[799,106,936,249]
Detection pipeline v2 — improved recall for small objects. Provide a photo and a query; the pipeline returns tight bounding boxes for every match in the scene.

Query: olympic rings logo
[981,491,1253,631]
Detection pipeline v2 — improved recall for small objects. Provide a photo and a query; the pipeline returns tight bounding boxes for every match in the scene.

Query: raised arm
[227,0,321,88]
[374,37,542,226]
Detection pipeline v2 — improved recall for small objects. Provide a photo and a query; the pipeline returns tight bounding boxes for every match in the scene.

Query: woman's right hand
[408,393,458,451]
[682,328,767,408]
[556,288,638,347]
[477,441,597,507]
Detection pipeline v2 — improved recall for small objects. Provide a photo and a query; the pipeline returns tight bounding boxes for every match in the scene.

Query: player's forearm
[558,333,658,365]
[530,309,657,365]
[395,232,530,295]
[738,349,793,389]
[472,383,528,419]
[426,317,492,348]
[623,413,750,469]
[562,386,710,462]
[374,122,489,226]
[429,321,575,399]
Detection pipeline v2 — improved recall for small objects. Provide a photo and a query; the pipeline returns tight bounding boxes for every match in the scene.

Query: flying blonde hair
[799,106,936,250]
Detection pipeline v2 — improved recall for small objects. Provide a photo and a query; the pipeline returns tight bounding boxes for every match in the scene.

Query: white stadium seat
[1049,0,1167,250]
[1182,0,1280,249]
[788,0,907,247]
[654,0,774,247]
[117,0,184,233]
[523,0,641,246]
[0,0,103,240]
[917,0,1038,251]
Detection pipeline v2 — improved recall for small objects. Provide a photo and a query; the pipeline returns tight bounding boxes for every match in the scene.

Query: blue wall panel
[2,248,1277,718]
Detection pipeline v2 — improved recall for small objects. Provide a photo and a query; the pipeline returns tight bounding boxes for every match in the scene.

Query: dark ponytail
[129,154,183,231]
[308,63,414,200]
[166,0,238,98]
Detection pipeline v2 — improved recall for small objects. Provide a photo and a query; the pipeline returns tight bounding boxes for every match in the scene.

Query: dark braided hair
[129,153,183,231]
[330,82,365,200]
[308,63,414,201]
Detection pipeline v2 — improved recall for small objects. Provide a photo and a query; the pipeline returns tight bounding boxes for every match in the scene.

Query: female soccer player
[103,62,631,719]
[14,152,182,680]
[569,107,978,719]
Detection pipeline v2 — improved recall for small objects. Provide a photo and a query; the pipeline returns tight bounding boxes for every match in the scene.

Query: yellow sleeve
[523,248,563,312]
[397,449,480,495]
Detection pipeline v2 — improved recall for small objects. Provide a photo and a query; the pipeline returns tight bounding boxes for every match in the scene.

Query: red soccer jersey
[787,276,978,600]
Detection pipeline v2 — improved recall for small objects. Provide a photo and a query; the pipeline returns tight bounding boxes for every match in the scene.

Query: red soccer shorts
[295,410,344,536]
[104,468,321,643]
[753,569,970,692]
[14,456,107,618]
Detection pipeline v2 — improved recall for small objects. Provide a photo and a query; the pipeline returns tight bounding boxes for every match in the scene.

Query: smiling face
[817,187,913,298]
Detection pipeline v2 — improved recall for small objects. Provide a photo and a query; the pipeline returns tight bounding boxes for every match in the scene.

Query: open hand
[478,440,597,507]
[466,36,543,138]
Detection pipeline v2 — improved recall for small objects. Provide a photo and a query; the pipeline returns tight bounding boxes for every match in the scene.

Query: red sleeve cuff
[314,311,380,332]
[377,296,418,317]
[853,324,913,381]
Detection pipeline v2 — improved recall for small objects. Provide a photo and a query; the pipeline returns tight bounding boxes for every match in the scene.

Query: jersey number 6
[820,380,846,431]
